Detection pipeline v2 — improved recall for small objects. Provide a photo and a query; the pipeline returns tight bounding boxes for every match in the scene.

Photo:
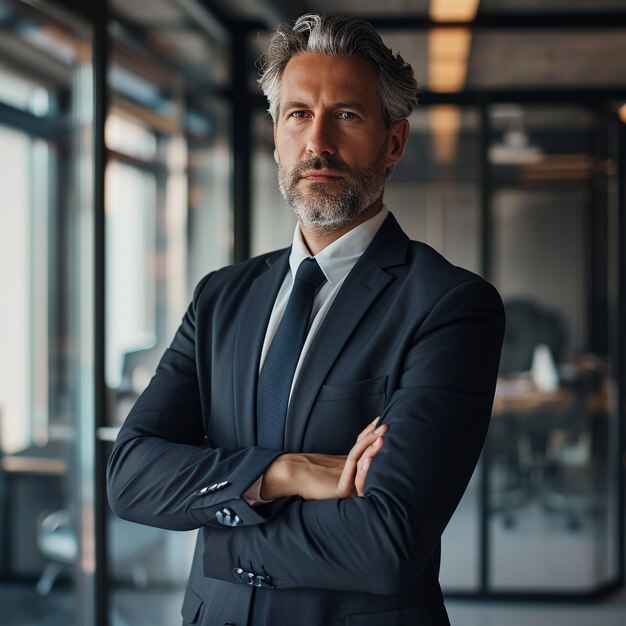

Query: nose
[306,115,336,157]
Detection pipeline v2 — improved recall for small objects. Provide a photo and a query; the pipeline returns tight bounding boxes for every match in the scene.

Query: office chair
[489,298,594,530]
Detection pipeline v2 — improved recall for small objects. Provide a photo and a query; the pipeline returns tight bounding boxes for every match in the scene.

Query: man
[107,13,504,626]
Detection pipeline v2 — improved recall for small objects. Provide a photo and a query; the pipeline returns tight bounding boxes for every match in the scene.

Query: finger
[355,457,371,496]
[356,419,377,442]
[351,424,387,460]
[338,425,387,498]
[336,456,358,498]
[355,437,384,496]
[357,416,381,442]
[337,429,383,497]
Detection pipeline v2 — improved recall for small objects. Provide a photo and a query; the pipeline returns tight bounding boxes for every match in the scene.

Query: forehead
[280,53,381,110]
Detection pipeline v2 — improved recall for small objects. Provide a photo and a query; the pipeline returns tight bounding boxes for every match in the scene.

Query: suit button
[195,480,231,496]
[216,507,241,526]
[233,567,274,589]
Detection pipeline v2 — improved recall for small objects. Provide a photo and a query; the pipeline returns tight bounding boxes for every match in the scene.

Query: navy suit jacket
[107,213,505,626]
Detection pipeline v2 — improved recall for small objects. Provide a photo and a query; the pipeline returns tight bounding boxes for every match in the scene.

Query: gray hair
[258,13,419,127]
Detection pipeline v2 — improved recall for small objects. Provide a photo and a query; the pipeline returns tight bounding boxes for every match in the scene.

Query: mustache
[290,155,351,180]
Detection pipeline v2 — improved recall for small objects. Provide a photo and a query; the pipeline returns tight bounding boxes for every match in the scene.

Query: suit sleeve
[201,278,505,594]
[106,273,284,531]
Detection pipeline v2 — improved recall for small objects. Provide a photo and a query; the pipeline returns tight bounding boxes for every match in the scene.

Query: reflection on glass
[487,104,618,591]
[251,110,295,256]
[0,64,51,115]
[0,126,37,454]
[0,2,93,625]
[105,75,191,623]
[389,106,481,276]
[105,32,232,626]
[110,0,231,88]
[187,98,232,288]
[105,160,157,391]
[106,114,157,161]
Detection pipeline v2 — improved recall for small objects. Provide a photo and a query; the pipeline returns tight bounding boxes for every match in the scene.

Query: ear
[383,119,410,171]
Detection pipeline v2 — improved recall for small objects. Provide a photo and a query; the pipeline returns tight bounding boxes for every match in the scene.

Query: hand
[337,417,387,498]
[260,417,387,501]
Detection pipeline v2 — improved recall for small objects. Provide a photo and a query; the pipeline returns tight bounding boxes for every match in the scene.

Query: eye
[337,111,357,120]
[290,110,308,119]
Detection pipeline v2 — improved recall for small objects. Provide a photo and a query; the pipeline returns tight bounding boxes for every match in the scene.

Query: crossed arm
[259,416,388,501]
[107,277,504,593]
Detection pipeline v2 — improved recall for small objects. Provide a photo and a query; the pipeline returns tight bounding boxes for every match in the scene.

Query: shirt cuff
[242,474,274,506]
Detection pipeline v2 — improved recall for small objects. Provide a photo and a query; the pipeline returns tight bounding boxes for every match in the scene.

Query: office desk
[493,387,573,417]
[0,443,66,579]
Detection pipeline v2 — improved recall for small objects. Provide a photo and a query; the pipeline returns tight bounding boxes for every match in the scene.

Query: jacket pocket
[317,375,387,402]
[181,585,203,624]
[343,603,450,626]
[303,375,388,454]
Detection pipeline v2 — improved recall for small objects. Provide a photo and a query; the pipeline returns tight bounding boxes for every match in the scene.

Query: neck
[299,200,383,256]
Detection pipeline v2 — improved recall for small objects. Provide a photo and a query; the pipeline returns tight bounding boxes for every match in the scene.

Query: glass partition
[0,1,94,624]
[103,14,233,626]
[383,100,623,597]
[387,106,483,590]
[251,109,295,256]
[486,104,621,592]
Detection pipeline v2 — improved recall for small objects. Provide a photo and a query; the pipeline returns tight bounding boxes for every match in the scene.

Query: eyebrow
[334,101,367,112]
[282,100,368,113]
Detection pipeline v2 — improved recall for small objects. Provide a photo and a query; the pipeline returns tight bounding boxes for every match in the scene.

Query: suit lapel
[285,213,410,451]
[232,249,290,447]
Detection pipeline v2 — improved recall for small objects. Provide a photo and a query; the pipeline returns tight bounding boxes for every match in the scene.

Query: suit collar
[360,210,410,270]
[232,212,410,450]
[232,248,290,447]
[290,206,390,286]
[284,212,410,450]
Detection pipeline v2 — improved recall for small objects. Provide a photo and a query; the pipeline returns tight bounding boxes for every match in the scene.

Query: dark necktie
[251,258,326,626]
[256,257,326,449]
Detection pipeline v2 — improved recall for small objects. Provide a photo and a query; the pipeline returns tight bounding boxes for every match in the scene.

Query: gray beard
[277,151,387,231]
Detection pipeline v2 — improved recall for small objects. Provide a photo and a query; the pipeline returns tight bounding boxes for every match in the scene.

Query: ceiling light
[429,105,461,164]
[430,0,480,22]
[428,27,471,92]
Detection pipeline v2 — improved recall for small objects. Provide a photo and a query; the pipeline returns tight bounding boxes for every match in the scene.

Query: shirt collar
[289,206,389,285]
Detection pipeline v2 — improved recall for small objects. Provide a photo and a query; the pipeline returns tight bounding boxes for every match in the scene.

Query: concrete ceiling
[108,0,626,90]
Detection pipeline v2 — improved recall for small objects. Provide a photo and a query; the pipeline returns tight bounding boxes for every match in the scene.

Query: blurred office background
[0,0,626,624]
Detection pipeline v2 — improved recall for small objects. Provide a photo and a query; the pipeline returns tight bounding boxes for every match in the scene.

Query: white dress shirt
[244,206,388,504]
[259,205,389,390]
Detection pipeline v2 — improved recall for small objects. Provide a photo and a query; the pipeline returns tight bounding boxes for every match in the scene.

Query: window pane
[0,2,94,625]
[187,98,232,288]
[105,160,157,390]
[251,110,295,256]
[106,114,158,160]
[0,126,36,453]
[0,63,51,115]
[104,25,232,626]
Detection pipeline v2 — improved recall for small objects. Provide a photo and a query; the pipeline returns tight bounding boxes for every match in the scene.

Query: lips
[300,170,343,182]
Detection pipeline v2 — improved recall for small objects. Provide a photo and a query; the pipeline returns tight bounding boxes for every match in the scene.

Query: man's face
[274,53,407,231]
